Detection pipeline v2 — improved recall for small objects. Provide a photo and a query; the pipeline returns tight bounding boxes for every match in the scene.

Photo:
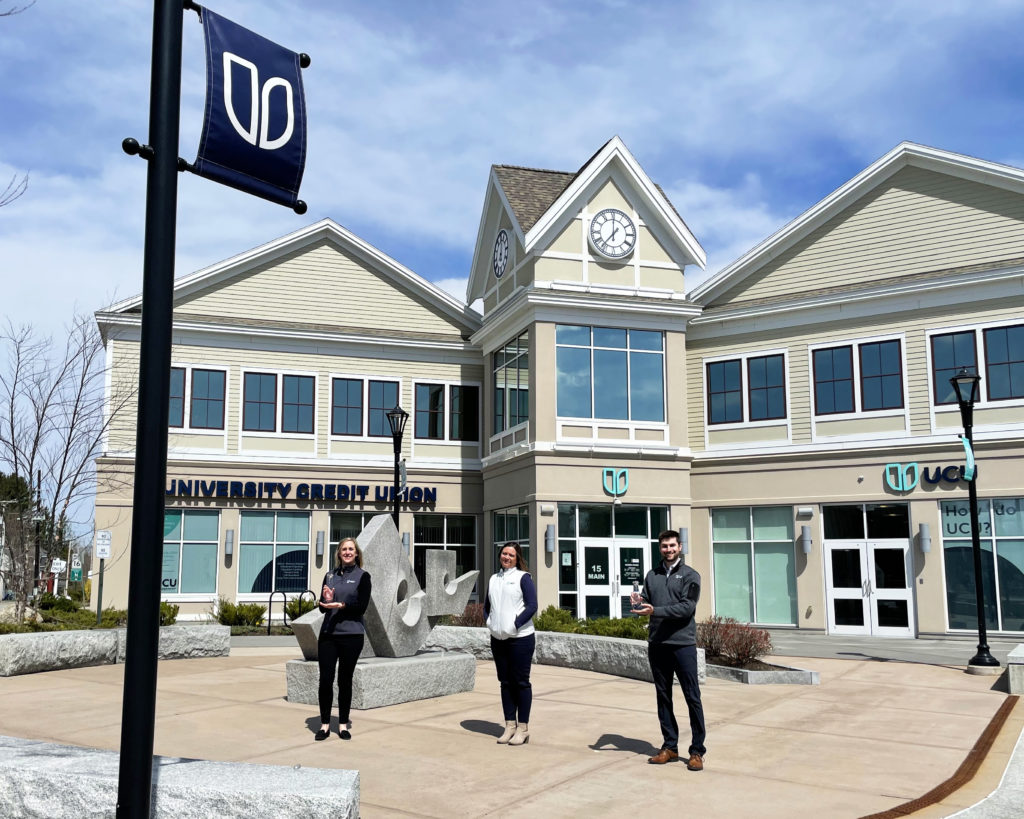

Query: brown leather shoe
[648,748,679,764]
[687,752,704,771]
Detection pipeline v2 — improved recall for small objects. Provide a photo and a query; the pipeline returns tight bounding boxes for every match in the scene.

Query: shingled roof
[492,162,687,235]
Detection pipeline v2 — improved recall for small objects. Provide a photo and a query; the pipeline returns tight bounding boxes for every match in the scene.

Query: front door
[825,539,914,636]
[579,538,651,619]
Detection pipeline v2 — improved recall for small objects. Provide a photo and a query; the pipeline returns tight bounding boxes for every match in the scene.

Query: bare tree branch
[0,173,28,207]
[0,2,36,18]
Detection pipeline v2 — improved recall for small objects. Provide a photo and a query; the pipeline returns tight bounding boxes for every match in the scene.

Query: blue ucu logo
[884,463,964,492]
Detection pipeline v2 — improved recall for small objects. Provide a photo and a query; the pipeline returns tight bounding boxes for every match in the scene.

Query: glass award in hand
[630,581,643,610]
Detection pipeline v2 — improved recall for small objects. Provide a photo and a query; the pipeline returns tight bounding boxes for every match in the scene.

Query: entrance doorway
[822,504,914,637]
[579,538,651,619]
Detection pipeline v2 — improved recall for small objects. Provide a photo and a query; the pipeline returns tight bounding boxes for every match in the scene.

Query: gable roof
[689,142,1024,305]
[467,137,706,301]
[100,218,482,335]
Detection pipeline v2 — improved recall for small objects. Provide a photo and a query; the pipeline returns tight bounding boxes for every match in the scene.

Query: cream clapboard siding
[106,339,141,451]
[179,240,469,339]
[715,167,1024,306]
[686,299,1024,450]
[107,337,483,460]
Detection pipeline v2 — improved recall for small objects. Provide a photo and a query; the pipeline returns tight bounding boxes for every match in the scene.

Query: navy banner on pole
[194,9,307,209]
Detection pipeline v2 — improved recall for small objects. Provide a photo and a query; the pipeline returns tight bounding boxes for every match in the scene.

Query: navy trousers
[318,633,364,724]
[491,633,535,723]
[647,642,706,756]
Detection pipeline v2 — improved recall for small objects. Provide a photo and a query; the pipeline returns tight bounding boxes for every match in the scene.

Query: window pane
[282,375,314,434]
[630,351,664,421]
[415,514,445,544]
[169,367,185,427]
[824,506,864,539]
[860,341,903,410]
[330,512,364,542]
[943,539,998,631]
[240,511,275,542]
[368,380,399,436]
[997,539,1024,631]
[712,508,750,541]
[164,510,182,541]
[614,505,647,537]
[594,349,628,419]
[243,373,276,431]
[450,385,479,441]
[275,545,308,592]
[994,499,1024,536]
[180,543,217,593]
[239,543,274,594]
[649,507,669,537]
[713,544,753,622]
[753,507,792,541]
[447,515,475,544]
[932,331,977,404]
[579,504,612,537]
[557,347,592,417]
[754,542,797,624]
[866,504,909,538]
[748,354,785,421]
[593,327,627,348]
[556,325,590,345]
[707,360,742,423]
[276,511,309,543]
[814,347,854,414]
[629,330,662,351]
[984,325,1024,400]
[183,510,219,541]
[558,503,577,537]
[191,369,225,429]
[162,542,180,593]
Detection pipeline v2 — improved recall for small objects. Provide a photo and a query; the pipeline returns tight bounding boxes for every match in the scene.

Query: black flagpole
[116,0,183,815]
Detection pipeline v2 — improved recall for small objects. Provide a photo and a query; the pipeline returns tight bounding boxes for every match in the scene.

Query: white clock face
[589,208,636,259]
[492,229,510,278]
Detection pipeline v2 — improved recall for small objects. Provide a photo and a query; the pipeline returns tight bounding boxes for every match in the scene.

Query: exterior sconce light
[402,532,411,555]
[224,529,234,557]
[545,524,555,553]
[680,528,689,555]
[315,530,325,557]
[796,506,814,519]
[918,523,931,554]
[800,526,812,555]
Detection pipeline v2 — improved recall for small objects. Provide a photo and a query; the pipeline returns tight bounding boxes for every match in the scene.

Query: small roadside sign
[50,558,66,574]
[95,530,112,560]
[70,568,82,582]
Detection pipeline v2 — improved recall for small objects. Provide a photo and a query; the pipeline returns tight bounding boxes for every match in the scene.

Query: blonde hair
[335,537,363,568]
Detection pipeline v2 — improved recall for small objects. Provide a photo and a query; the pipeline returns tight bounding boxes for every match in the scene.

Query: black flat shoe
[315,728,330,741]
[339,729,351,740]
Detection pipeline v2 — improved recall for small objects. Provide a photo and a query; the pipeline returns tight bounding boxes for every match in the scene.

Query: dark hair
[498,541,529,572]
[335,537,363,568]
[658,529,681,544]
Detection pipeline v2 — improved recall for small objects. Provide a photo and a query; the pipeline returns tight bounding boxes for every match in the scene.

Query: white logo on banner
[223,52,294,150]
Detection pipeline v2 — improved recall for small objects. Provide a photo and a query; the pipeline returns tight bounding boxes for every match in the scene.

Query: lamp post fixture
[949,367,1000,670]
[386,405,409,528]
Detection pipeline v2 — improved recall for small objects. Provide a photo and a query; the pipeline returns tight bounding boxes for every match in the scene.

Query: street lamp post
[386,405,409,529]
[949,367,1000,670]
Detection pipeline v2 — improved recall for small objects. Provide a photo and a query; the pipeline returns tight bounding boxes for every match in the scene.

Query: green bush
[160,601,179,626]
[214,597,266,627]
[36,593,78,613]
[285,596,317,621]
[534,605,580,633]
[581,616,649,640]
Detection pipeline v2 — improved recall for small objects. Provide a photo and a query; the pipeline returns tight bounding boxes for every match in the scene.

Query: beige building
[94,138,1024,639]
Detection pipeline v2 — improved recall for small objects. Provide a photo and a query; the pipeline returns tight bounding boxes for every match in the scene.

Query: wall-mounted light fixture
[402,532,411,555]
[799,525,812,555]
[540,504,555,516]
[315,530,325,557]
[796,506,814,519]
[680,528,689,555]
[919,522,931,554]
[224,529,234,557]
[545,524,555,553]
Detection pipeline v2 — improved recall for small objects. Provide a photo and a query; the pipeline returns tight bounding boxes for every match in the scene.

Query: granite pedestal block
[287,649,476,709]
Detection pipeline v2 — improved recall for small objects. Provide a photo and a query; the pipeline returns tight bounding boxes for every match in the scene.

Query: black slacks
[318,633,364,724]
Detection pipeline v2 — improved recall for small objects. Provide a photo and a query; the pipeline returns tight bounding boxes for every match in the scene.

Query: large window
[984,324,1024,401]
[706,353,786,425]
[162,510,218,595]
[331,378,363,436]
[556,325,664,421]
[368,380,399,436]
[414,384,479,442]
[282,375,314,434]
[712,507,796,625]
[413,514,478,597]
[238,511,309,594]
[931,331,977,404]
[942,498,1024,633]
[169,368,185,428]
[243,373,277,432]
[813,338,904,415]
[493,505,531,570]
[190,369,226,429]
[493,331,529,435]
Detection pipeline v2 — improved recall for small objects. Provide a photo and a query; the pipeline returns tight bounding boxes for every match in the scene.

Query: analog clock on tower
[589,208,636,259]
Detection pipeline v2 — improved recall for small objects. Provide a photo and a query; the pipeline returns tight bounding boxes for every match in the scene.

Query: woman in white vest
[484,541,537,746]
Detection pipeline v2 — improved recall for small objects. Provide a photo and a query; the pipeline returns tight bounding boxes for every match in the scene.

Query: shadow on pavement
[460,719,503,738]
[588,733,659,756]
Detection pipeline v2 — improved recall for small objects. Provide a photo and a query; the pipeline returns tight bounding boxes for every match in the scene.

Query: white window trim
[326,372,405,443]
[701,348,791,450]
[236,510,312,597]
[161,509,220,600]
[926,319,1024,435]
[808,333,910,443]
[411,379,483,454]
[169,362,229,442]
[238,367,320,449]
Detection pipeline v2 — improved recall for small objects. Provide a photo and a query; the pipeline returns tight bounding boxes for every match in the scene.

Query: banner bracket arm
[122,137,154,161]
[183,0,202,18]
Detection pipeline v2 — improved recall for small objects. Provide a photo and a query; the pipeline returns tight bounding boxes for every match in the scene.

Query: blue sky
[4,0,1024,342]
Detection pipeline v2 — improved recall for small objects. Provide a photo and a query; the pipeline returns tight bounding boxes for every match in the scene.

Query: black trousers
[648,642,706,756]
[318,633,364,724]
[491,633,534,723]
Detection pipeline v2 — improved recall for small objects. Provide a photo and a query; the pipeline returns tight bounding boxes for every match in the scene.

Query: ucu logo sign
[884,463,965,492]
[223,52,294,150]
[603,467,629,497]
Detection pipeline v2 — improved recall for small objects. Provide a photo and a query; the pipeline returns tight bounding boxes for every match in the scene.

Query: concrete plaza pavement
[1,635,1021,818]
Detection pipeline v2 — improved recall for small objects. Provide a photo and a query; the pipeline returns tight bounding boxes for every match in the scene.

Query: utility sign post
[117,4,308,816]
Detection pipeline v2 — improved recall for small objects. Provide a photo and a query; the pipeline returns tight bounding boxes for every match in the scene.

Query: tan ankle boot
[508,723,529,746]
[497,721,517,744]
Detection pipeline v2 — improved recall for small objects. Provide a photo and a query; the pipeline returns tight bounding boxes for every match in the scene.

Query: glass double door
[824,540,914,636]
[579,538,651,619]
